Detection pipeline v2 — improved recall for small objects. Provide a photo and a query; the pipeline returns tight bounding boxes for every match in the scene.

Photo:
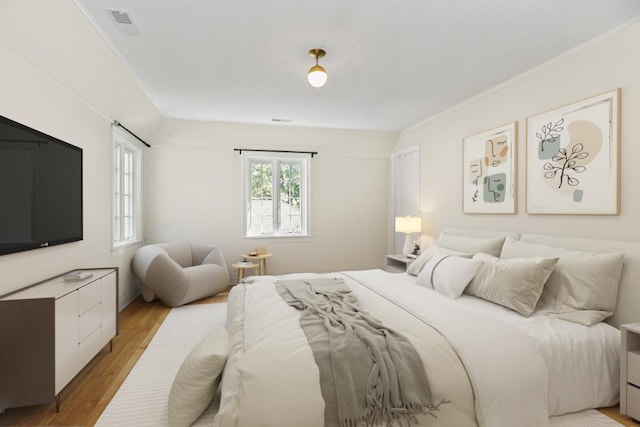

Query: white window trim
[241,151,311,239]
[112,126,143,249]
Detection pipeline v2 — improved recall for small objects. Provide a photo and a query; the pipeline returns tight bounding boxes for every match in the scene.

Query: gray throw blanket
[276,278,447,427]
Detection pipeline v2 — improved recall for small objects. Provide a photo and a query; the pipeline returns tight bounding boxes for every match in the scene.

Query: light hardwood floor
[1,291,637,426]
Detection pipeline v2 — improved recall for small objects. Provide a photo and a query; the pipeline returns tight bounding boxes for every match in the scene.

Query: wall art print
[526,89,620,215]
[463,122,517,214]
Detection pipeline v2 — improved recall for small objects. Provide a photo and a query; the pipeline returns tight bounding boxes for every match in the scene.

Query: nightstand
[241,252,272,275]
[385,254,415,273]
[621,323,640,421]
[232,262,259,284]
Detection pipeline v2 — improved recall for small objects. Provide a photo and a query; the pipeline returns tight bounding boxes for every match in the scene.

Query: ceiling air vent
[107,9,141,36]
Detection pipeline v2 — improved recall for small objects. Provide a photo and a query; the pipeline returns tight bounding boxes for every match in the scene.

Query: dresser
[621,323,640,421]
[0,268,118,414]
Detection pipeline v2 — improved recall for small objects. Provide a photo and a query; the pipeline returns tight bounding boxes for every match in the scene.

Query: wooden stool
[232,262,259,284]
[240,253,272,275]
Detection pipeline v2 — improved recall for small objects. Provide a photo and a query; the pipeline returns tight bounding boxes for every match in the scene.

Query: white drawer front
[78,280,102,315]
[629,351,640,387]
[55,292,79,394]
[79,326,103,368]
[78,303,102,342]
[628,384,640,421]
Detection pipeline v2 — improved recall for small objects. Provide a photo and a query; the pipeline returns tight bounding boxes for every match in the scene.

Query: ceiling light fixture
[307,48,327,88]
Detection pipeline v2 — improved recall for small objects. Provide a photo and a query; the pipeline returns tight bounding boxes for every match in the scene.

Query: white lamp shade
[307,65,327,88]
[395,216,421,233]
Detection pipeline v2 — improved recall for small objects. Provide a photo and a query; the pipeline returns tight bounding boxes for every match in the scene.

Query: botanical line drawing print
[536,118,564,155]
[526,89,619,215]
[542,143,588,188]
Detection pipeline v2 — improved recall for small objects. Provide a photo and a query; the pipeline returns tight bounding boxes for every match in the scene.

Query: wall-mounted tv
[0,115,83,256]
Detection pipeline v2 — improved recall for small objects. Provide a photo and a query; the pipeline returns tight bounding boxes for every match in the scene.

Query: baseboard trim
[119,287,141,311]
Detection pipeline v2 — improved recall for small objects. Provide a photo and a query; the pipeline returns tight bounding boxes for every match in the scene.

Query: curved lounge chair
[132,242,230,307]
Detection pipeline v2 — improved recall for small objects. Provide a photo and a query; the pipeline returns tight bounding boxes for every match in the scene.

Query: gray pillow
[466,253,558,316]
[437,235,506,258]
[500,239,624,325]
[168,327,229,427]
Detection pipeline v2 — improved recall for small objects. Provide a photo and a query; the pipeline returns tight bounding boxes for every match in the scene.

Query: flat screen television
[0,115,83,255]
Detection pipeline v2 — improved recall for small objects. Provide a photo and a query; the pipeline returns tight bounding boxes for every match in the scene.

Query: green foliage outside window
[280,162,301,209]
[250,161,300,208]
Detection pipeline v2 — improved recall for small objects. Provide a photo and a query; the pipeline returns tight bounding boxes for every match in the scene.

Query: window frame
[112,126,143,249]
[241,151,311,238]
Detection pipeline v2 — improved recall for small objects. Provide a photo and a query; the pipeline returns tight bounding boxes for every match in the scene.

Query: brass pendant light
[307,48,327,88]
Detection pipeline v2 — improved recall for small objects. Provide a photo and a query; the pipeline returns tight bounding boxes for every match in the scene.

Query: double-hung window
[241,152,311,238]
[112,126,143,248]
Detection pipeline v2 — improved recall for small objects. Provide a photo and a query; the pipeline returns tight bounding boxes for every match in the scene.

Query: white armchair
[131,242,230,307]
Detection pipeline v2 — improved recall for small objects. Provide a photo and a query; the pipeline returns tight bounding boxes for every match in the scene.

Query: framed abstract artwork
[526,89,620,214]
[462,122,517,214]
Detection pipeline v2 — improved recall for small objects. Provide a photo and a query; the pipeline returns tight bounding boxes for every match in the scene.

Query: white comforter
[214,270,619,427]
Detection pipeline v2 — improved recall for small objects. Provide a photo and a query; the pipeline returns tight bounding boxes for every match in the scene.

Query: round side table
[232,262,259,284]
[240,253,272,275]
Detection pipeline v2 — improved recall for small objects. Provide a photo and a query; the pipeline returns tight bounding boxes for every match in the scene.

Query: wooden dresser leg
[55,395,60,413]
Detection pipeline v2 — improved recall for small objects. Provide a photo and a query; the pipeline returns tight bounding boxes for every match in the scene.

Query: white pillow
[168,327,229,427]
[406,245,472,276]
[500,239,624,325]
[437,234,506,257]
[417,253,480,298]
[466,253,558,316]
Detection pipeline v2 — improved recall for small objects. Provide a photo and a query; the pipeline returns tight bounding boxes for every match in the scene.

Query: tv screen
[0,115,83,255]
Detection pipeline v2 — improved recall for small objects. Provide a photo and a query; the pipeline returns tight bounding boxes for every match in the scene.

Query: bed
[206,229,640,427]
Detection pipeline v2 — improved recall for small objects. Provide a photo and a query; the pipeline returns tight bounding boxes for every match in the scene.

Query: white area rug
[97,302,621,427]
[96,303,225,427]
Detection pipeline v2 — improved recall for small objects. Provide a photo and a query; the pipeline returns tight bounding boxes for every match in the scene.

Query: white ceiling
[74,0,640,132]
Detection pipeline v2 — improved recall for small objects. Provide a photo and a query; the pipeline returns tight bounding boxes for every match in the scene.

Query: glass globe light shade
[307,65,327,88]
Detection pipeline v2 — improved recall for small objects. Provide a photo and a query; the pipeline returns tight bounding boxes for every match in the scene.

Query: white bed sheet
[377,271,620,416]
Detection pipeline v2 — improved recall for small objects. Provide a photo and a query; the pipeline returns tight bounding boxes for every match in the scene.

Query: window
[241,152,311,237]
[112,126,143,248]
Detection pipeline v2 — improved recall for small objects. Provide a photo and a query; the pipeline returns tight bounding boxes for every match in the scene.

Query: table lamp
[395,216,422,256]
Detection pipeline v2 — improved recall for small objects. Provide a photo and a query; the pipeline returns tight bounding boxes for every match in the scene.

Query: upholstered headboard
[439,227,519,242]
[438,228,640,328]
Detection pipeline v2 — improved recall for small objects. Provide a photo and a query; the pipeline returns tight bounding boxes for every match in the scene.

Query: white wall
[394,21,640,242]
[0,1,162,306]
[0,1,395,303]
[145,120,396,276]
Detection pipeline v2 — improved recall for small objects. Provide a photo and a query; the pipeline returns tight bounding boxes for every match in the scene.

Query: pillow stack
[411,234,506,299]
[500,238,624,325]
[409,232,624,324]
[407,234,505,276]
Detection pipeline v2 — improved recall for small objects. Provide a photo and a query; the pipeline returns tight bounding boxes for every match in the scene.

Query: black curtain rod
[234,148,317,157]
[113,120,151,148]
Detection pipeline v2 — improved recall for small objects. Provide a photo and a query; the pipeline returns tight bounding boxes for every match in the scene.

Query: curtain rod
[113,120,151,148]
[234,148,317,158]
